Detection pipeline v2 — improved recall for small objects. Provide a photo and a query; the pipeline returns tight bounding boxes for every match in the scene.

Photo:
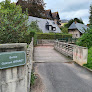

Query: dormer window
[45,21,56,31]
[52,27,56,31]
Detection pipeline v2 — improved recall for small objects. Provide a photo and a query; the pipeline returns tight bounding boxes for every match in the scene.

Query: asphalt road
[33,46,92,92]
[35,62,92,92]
[34,46,71,62]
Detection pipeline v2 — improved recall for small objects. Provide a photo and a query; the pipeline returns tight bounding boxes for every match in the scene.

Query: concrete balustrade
[73,46,88,66]
[54,41,74,58]
[54,41,88,66]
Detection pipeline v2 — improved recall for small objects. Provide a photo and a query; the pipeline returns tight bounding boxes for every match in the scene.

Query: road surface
[33,46,92,92]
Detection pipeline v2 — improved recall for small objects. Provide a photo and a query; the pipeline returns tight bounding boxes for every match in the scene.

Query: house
[45,9,53,19]
[52,12,60,20]
[68,21,89,38]
[60,19,68,27]
[52,12,61,27]
[28,16,61,33]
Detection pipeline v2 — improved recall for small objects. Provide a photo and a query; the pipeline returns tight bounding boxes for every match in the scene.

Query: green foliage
[89,4,92,25]
[64,18,84,28]
[30,21,42,33]
[76,27,92,49]
[37,33,72,39]
[33,33,37,46]
[0,0,31,43]
[60,27,68,34]
[84,47,92,69]
[0,0,40,44]
[31,72,35,85]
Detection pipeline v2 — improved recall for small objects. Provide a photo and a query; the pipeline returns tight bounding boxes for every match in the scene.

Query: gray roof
[61,19,68,23]
[68,22,89,33]
[28,16,61,33]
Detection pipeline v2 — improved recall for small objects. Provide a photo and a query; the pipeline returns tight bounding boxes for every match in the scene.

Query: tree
[0,0,31,43]
[89,4,92,25]
[30,21,42,33]
[64,18,84,28]
[16,0,45,18]
[60,27,68,34]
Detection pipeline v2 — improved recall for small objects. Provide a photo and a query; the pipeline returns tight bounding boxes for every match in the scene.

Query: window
[76,34,78,37]
[52,27,56,31]
[49,25,52,30]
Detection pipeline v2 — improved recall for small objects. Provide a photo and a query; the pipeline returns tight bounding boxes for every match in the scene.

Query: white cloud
[59,9,90,24]
[44,0,92,24]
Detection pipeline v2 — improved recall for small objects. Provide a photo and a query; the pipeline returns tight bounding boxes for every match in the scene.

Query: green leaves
[84,47,92,69]
[89,4,92,25]
[76,27,92,49]
[60,27,68,34]
[0,0,30,43]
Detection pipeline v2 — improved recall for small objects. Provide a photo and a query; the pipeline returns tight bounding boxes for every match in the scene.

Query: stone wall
[68,29,81,38]
[27,38,34,92]
[0,39,34,92]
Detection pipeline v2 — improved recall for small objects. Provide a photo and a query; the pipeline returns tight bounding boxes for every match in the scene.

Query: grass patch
[31,72,36,85]
[84,47,92,69]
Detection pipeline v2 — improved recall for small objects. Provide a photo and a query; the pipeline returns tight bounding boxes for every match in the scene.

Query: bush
[84,47,92,69]
[36,33,72,39]
[0,0,31,43]
[21,31,35,44]
[60,27,68,34]
[0,0,42,44]
[76,27,92,49]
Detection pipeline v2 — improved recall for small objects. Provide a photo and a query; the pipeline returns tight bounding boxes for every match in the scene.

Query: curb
[73,61,92,72]
[82,66,92,72]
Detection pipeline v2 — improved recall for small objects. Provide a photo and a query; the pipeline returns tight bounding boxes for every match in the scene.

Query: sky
[0,0,92,24]
[44,0,92,24]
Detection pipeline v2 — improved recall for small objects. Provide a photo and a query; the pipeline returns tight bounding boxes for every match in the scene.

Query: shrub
[76,27,92,49]
[0,0,31,43]
[60,27,68,34]
[36,33,72,39]
[84,47,92,69]
[0,0,41,44]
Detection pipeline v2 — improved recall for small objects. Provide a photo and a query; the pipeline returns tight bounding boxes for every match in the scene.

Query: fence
[58,38,78,43]
[37,39,55,46]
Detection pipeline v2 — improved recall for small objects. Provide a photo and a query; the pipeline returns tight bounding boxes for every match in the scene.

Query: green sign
[0,51,26,69]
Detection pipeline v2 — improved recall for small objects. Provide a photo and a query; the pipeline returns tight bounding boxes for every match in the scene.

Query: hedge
[36,33,72,39]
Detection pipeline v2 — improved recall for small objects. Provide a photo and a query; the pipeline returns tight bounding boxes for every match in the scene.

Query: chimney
[75,21,77,24]
[87,24,89,27]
